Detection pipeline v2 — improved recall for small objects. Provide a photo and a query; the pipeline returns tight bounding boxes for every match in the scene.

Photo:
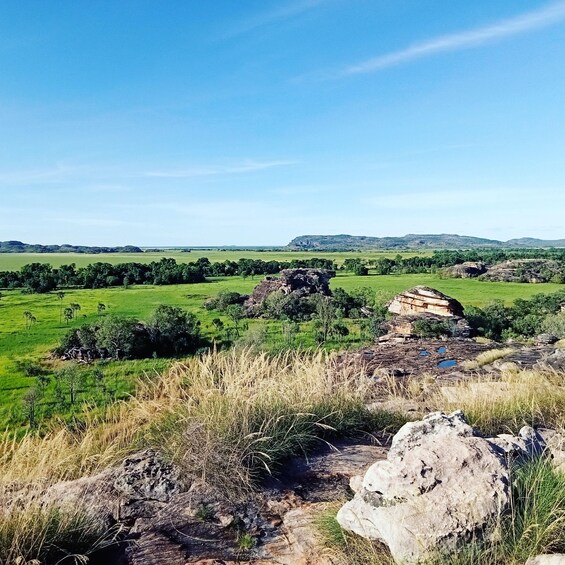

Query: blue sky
[1,0,564,246]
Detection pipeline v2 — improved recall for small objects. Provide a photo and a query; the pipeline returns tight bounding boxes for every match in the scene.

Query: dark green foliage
[204,290,245,311]
[56,307,203,360]
[148,305,201,356]
[466,289,565,340]
[412,318,452,338]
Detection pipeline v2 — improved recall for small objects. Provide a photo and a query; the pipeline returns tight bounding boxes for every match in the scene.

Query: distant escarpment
[288,233,565,251]
[0,240,143,254]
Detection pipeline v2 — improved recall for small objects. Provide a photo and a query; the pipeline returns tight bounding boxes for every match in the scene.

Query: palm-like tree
[70,303,81,319]
[57,291,65,323]
[23,310,34,330]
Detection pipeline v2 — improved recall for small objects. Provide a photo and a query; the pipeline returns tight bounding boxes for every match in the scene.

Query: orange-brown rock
[387,286,464,318]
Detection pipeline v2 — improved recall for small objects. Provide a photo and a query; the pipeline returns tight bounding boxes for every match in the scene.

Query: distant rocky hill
[287,234,565,251]
[0,241,143,254]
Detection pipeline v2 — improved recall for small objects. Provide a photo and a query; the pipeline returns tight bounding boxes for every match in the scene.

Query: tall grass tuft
[148,348,377,497]
[436,367,565,436]
[0,500,120,565]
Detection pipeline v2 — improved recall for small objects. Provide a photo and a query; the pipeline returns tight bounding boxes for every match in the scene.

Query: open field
[0,272,563,429]
[0,250,434,271]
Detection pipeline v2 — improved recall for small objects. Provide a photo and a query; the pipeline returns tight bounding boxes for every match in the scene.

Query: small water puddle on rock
[437,346,447,354]
[419,351,431,357]
[437,359,457,369]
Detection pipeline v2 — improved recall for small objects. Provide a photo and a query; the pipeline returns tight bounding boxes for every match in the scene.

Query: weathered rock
[480,259,564,283]
[385,313,471,338]
[526,556,565,565]
[44,449,186,525]
[244,268,335,315]
[445,262,487,278]
[337,411,544,564]
[388,286,464,318]
[538,429,565,474]
[536,334,560,346]
[539,349,565,371]
[114,449,182,503]
[337,338,494,379]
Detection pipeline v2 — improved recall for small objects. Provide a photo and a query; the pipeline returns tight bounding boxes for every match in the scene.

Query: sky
[1,0,564,246]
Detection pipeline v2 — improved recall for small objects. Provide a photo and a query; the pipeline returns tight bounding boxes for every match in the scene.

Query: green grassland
[0,250,433,270]
[0,272,563,430]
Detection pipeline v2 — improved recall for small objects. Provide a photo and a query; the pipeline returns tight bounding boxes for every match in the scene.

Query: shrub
[542,313,565,338]
[148,349,377,497]
[148,304,202,356]
[56,307,204,360]
[412,318,451,338]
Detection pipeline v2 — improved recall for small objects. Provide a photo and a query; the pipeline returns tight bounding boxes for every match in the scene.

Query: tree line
[0,257,336,293]
[1,248,564,294]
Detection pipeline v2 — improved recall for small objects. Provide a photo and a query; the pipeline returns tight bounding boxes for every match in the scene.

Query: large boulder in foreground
[337,411,545,564]
[388,286,464,318]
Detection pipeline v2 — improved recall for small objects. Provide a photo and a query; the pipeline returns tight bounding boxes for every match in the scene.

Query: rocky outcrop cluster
[337,411,552,564]
[244,268,335,316]
[446,259,565,283]
[480,259,564,283]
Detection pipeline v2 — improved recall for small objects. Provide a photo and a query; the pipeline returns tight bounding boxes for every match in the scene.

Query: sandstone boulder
[385,313,471,338]
[245,268,335,315]
[445,262,487,278]
[536,333,560,346]
[337,411,544,564]
[387,286,464,318]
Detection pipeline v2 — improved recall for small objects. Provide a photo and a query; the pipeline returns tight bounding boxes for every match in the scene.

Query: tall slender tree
[57,291,65,324]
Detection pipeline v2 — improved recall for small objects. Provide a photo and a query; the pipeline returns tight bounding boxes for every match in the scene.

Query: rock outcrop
[479,259,564,283]
[387,286,464,318]
[337,411,545,564]
[384,313,472,338]
[445,261,487,278]
[244,268,335,316]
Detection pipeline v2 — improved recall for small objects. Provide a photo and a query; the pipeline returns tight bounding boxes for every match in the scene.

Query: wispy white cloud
[143,159,297,179]
[340,1,565,76]
[223,0,327,38]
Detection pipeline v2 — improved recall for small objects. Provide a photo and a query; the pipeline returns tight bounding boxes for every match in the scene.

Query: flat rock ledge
[337,411,551,564]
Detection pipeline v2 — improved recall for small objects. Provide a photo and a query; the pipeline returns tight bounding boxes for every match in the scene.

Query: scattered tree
[22,387,40,427]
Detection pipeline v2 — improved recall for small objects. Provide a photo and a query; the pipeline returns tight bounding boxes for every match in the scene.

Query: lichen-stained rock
[445,262,487,278]
[480,259,564,283]
[387,286,464,318]
[244,268,335,316]
[336,411,541,564]
[385,313,472,338]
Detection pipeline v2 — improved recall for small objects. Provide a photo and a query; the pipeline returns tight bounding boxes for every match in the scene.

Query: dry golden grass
[461,347,516,370]
[148,349,377,495]
[0,349,378,493]
[436,367,565,435]
[0,499,121,564]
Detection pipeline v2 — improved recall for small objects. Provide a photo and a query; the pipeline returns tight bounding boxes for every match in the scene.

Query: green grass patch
[0,272,563,430]
[0,250,433,271]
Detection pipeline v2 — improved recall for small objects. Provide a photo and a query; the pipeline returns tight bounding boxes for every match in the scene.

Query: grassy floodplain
[0,249,433,271]
[0,266,563,428]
